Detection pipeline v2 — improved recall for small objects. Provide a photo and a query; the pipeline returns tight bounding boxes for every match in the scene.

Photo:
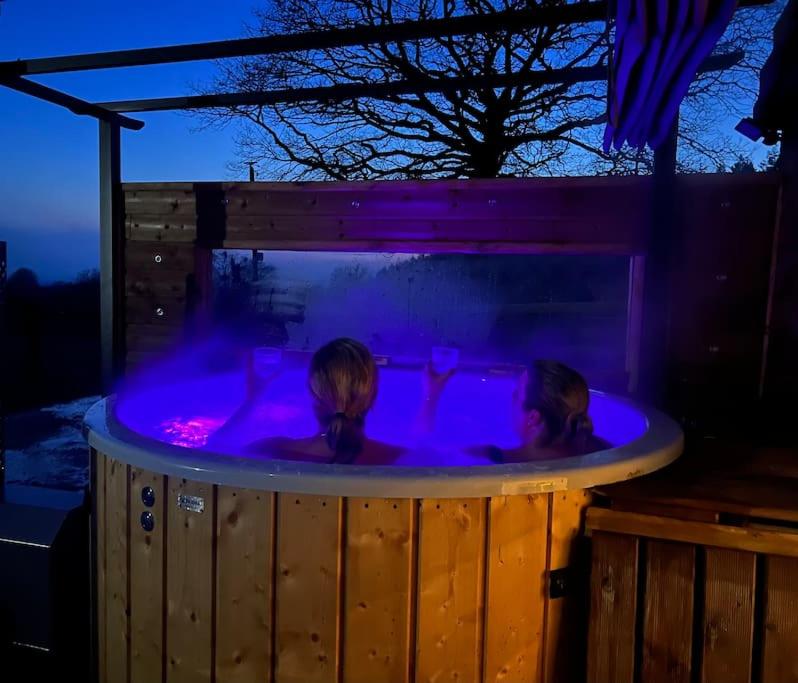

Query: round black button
[140,511,155,532]
[141,486,155,507]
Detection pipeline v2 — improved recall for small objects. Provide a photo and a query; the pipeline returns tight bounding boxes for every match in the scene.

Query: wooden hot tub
[85,389,681,683]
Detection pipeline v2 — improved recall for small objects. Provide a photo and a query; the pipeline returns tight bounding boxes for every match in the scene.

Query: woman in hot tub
[209,337,402,465]
[422,359,608,463]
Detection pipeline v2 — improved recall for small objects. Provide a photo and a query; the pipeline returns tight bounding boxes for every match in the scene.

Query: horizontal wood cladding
[125,188,197,216]
[126,215,197,243]
[121,177,655,252]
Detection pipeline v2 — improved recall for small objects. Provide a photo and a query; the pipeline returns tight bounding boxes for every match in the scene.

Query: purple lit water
[115,366,648,466]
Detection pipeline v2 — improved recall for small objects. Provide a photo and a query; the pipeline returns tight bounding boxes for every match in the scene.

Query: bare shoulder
[244,435,331,463]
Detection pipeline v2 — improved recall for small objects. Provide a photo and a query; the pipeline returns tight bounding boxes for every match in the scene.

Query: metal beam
[0,76,144,130]
[99,121,125,392]
[0,0,771,77]
[96,50,744,113]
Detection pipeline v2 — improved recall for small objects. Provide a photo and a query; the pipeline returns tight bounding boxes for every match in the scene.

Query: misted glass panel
[212,250,631,390]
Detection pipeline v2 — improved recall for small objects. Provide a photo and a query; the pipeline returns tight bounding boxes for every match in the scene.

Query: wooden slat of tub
[166,478,215,683]
[543,489,592,683]
[216,488,274,683]
[641,541,695,683]
[415,498,486,683]
[129,467,166,683]
[483,494,549,683]
[701,549,756,683]
[275,494,342,683]
[586,532,639,683]
[344,498,416,683]
[761,556,798,683]
[95,451,107,682]
[106,457,130,683]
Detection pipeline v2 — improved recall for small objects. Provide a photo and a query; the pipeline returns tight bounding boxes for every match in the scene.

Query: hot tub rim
[84,392,683,498]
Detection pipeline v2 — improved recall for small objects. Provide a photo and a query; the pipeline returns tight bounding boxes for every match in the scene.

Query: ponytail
[325,412,366,464]
[565,411,594,440]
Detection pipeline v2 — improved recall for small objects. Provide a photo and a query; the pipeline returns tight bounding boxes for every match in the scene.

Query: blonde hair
[523,360,593,446]
[308,338,378,464]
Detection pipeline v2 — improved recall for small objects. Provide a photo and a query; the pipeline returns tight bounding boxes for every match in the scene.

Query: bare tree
[200,0,782,179]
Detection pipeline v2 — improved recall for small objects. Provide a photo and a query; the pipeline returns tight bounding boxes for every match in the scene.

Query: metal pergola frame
[0,0,770,392]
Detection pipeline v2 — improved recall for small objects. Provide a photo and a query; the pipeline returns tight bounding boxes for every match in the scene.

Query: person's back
[489,360,606,463]
[218,338,401,465]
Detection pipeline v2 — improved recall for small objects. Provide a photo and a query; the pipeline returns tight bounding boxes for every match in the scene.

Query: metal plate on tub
[177,493,205,513]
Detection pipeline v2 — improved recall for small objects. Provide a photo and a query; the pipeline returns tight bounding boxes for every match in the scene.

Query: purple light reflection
[115,366,647,466]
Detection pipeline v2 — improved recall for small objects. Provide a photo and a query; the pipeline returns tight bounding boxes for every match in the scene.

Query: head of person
[512,360,593,448]
[308,338,378,464]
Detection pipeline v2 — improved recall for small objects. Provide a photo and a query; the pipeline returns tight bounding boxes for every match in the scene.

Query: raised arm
[205,353,281,451]
[412,362,455,438]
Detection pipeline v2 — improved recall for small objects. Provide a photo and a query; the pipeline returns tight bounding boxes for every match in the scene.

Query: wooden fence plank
[166,478,215,683]
[106,458,130,683]
[95,451,108,682]
[130,467,166,683]
[344,498,415,683]
[701,549,756,683]
[761,556,798,683]
[415,498,486,683]
[216,487,274,683]
[275,494,342,683]
[125,190,197,216]
[642,541,695,683]
[586,508,798,558]
[586,531,638,683]
[126,215,198,243]
[483,494,549,683]
[544,489,592,683]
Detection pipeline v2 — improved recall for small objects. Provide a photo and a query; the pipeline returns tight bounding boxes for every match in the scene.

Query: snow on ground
[5,396,99,491]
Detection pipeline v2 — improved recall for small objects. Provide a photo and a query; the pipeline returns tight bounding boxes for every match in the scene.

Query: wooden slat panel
[701,549,756,683]
[224,216,643,251]
[483,494,549,683]
[106,458,130,683]
[224,186,648,223]
[275,494,342,683]
[586,532,638,683]
[586,508,798,557]
[641,541,695,683]
[344,498,415,683]
[126,323,184,354]
[126,243,197,274]
[415,498,486,683]
[126,275,188,300]
[223,238,635,255]
[544,489,592,683]
[95,451,107,681]
[611,499,720,523]
[126,215,198,243]
[761,556,798,683]
[126,296,187,326]
[125,189,197,216]
[130,467,166,683]
[166,478,215,683]
[216,488,274,683]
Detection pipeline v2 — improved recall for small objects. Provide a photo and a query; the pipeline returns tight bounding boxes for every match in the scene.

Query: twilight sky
[0,0,256,281]
[0,1,775,282]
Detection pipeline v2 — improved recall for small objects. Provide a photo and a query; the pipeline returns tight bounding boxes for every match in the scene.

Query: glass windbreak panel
[212,250,631,389]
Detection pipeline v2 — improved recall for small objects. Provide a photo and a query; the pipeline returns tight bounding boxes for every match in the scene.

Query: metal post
[99,121,124,393]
